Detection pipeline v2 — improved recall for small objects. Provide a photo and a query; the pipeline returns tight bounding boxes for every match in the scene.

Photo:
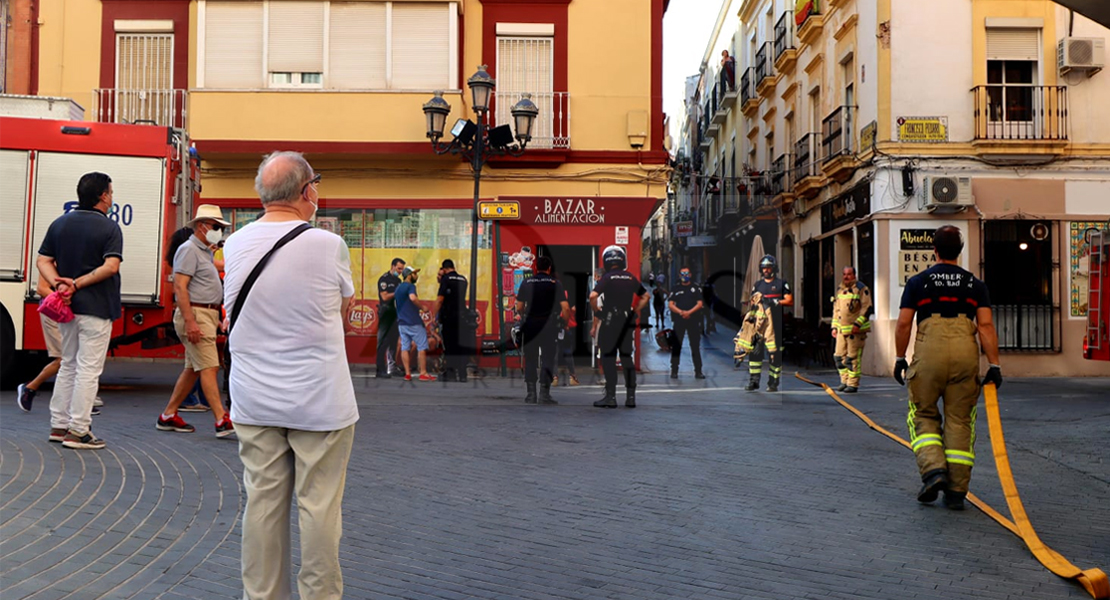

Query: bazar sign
[675,221,694,237]
[502,197,661,227]
[897,116,948,142]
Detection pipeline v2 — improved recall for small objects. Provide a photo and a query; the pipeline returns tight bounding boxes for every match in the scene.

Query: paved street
[1,331,1108,600]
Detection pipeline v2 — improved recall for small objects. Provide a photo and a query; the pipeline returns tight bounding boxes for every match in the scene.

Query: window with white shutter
[329,2,387,89]
[392,3,451,90]
[497,36,554,147]
[268,0,324,87]
[204,2,264,88]
[986,28,1040,61]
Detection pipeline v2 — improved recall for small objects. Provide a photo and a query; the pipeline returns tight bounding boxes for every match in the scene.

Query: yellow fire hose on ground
[793,372,1109,599]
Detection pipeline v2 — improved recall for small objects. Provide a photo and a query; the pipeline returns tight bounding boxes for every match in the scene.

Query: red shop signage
[501,196,662,228]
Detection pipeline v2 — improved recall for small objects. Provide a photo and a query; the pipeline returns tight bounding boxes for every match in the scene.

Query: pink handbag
[38,290,75,323]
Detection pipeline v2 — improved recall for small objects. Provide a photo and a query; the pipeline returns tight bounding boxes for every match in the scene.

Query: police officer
[747,255,793,392]
[590,246,649,408]
[434,259,469,382]
[515,256,570,404]
[894,226,1002,511]
[831,266,872,393]
[376,257,405,378]
[668,267,706,379]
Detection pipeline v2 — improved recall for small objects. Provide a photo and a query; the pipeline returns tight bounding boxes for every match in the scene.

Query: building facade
[683,0,1110,377]
[25,0,671,365]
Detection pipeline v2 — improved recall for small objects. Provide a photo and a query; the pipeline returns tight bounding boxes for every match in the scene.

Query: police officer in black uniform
[748,254,793,392]
[434,259,469,382]
[590,246,649,408]
[668,267,706,379]
[515,256,570,404]
[376,257,405,378]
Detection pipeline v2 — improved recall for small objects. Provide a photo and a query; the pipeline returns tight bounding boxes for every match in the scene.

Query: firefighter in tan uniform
[831,267,872,393]
[894,226,1003,511]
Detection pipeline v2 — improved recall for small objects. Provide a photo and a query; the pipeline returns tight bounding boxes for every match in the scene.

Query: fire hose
[793,372,1109,599]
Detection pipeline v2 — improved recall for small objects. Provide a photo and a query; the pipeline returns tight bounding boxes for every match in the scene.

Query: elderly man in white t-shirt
[222,151,358,600]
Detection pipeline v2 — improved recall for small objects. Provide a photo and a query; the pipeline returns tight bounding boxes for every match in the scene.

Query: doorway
[536,244,596,361]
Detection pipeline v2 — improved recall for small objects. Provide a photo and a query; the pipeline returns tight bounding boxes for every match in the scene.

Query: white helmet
[602,245,627,270]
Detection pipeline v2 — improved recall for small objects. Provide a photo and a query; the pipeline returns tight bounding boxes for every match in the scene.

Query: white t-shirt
[222,220,358,431]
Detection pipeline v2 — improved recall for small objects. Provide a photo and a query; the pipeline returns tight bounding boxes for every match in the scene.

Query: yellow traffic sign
[478,201,520,220]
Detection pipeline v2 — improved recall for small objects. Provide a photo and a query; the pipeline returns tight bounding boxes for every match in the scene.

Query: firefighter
[668,267,706,379]
[515,256,570,404]
[831,266,872,393]
[894,226,1002,510]
[747,255,793,392]
[590,246,649,408]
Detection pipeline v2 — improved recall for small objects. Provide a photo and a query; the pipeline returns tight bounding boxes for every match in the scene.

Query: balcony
[93,88,187,129]
[741,67,760,116]
[771,153,795,206]
[712,81,729,125]
[722,61,739,103]
[756,42,777,97]
[796,8,825,47]
[774,13,798,75]
[971,85,1068,156]
[821,105,860,181]
[491,91,571,150]
[747,173,774,215]
[793,133,826,199]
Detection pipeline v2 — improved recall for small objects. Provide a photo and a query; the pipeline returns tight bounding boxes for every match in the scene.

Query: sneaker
[92,396,104,407]
[215,416,235,438]
[403,374,413,381]
[62,430,106,450]
[418,374,436,382]
[568,375,580,386]
[179,403,210,412]
[90,406,102,416]
[17,383,35,412]
[48,428,67,443]
[551,375,559,387]
[156,414,196,433]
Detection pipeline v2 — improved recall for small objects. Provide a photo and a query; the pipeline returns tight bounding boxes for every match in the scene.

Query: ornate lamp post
[422,65,538,352]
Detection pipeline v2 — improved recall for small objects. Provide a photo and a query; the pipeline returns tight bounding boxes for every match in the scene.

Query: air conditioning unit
[923,176,973,211]
[1058,37,1105,75]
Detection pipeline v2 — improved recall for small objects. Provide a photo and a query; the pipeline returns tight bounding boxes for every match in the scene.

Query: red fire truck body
[0,116,198,381]
[1083,228,1108,361]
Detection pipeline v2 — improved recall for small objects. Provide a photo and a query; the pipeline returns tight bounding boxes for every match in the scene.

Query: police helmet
[602,245,627,270]
[759,254,778,274]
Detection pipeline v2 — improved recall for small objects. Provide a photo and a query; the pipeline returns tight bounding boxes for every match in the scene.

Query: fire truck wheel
[0,304,15,388]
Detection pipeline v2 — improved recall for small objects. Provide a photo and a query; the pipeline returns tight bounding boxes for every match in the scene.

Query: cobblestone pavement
[1,329,1108,599]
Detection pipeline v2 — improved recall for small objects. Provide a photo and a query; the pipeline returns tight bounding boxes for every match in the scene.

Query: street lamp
[422,65,538,356]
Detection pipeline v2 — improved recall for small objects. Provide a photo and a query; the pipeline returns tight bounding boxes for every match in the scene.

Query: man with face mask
[155,205,235,438]
[667,267,705,379]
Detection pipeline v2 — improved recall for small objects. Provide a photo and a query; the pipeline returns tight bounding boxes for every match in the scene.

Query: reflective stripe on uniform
[911,432,943,451]
[946,449,975,466]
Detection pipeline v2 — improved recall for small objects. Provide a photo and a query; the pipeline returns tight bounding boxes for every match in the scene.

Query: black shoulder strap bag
[223,223,311,405]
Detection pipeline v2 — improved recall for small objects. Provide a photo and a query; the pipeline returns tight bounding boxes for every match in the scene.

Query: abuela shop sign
[899,228,937,286]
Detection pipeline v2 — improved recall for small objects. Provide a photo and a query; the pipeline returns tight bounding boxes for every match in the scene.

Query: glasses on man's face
[301,173,322,196]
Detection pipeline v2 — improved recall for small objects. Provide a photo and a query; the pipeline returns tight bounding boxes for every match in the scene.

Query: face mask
[680,273,691,283]
[306,199,318,221]
[205,228,223,246]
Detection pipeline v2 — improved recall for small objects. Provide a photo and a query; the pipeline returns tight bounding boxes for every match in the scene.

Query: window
[985,28,1039,126]
[983,220,1055,350]
[200,0,456,90]
[114,33,176,125]
[496,35,555,148]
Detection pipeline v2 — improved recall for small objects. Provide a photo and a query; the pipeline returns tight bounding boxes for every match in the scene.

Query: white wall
[1057,8,1110,145]
[891,0,975,142]
[885,218,972,320]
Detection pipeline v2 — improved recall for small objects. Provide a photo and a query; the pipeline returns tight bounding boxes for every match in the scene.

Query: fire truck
[0,109,199,383]
[1083,225,1108,361]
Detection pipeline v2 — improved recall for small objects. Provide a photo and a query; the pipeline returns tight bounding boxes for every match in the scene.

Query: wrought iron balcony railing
[740,68,756,105]
[93,88,187,129]
[770,154,790,196]
[774,12,795,61]
[756,42,774,83]
[793,133,820,182]
[971,85,1067,141]
[491,91,571,149]
[821,105,855,162]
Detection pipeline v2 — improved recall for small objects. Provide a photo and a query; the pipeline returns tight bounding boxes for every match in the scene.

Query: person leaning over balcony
[36,172,122,450]
[831,266,872,393]
[223,151,358,600]
[155,204,234,438]
[893,225,1002,511]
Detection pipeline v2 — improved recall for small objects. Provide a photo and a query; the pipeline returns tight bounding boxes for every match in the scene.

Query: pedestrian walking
[433,259,469,382]
[746,255,792,392]
[164,227,209,412]
[894,225,1002,511]
[831,266,872,393]
[591,246,649,409]
[515,256,570,404]
[668,267,706,379]
[396,266,435,381]
[155,204,234,438]
[652,281,667,328]
[35,172,121,449]
[376,257,405,378]
[222,151,358,600]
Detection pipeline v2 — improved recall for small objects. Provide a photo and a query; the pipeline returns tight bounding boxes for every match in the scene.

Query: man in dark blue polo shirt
[515,256,570,404]
[36,172,123,450]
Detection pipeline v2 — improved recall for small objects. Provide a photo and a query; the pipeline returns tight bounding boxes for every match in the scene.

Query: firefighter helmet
[602,245,627,270]
[759,254,778,274]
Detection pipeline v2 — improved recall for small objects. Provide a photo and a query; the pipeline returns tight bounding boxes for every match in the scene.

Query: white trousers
[237,423,355,600]
[50,314,112,435]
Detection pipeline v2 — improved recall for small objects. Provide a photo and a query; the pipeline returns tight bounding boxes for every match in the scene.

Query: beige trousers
[237,422,356,600]
[834,332,867,387]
